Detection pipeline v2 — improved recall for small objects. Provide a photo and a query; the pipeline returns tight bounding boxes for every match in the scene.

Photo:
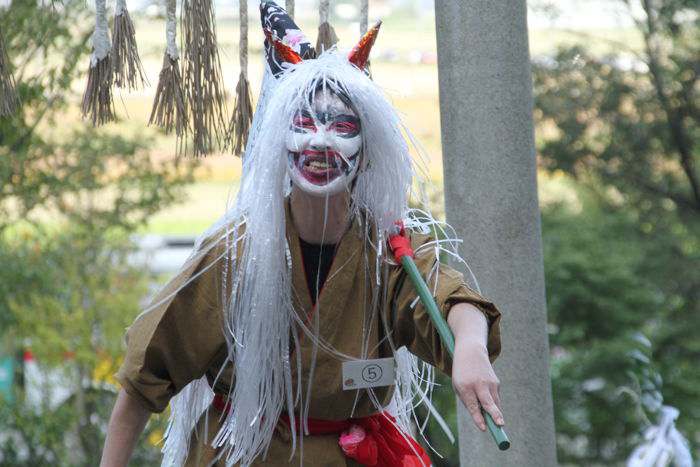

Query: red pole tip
[388,220,414,262]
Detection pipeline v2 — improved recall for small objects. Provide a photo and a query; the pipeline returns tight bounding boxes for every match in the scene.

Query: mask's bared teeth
[309,160,330,170]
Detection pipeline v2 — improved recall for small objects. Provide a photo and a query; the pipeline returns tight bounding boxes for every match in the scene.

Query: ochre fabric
[116,204,501,466]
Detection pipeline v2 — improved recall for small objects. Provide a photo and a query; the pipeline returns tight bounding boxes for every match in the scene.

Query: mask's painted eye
[329,121,359,134]
[292,115,316,131]
[329,115,360,136]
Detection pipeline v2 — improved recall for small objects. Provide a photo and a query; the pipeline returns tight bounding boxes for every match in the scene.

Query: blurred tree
[533,0,698,463]
[542,195,667,464]
[0,230,167,466]
[0,0,194,464]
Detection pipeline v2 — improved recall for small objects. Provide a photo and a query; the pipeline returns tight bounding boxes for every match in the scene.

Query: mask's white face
[285,89,362,197]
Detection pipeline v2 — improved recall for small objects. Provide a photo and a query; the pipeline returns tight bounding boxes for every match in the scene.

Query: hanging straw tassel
[81,0,115,126]
[149,0,188,149]
[0,28,19,116]
[285,0,294,19]
[316,0,338,53]
[225,0,253,156]
[226,71,253,156]
[181,0,228,157]
[112,0,148,90]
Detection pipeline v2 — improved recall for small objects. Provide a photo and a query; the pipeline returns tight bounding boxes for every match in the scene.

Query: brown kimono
[116,204,501,466]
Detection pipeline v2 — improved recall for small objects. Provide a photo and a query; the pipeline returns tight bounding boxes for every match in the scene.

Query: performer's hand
[447,303,505,431]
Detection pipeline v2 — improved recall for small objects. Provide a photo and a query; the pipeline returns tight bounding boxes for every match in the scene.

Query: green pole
[400,255,511,451]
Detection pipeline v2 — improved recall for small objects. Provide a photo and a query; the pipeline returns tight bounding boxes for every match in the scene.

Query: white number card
[342,358,396,390]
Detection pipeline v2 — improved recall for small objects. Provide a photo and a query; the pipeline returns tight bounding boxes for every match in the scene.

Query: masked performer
[101,3,504,466]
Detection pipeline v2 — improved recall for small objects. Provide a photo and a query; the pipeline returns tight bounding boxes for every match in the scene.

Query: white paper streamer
[161,376,215,467]
[627,406,693,467]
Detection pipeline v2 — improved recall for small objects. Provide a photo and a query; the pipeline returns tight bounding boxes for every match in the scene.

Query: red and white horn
[348,20,382,70]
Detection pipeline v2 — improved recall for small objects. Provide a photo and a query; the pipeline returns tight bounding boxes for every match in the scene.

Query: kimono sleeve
[115,238,229,413]
[388,233,502,375]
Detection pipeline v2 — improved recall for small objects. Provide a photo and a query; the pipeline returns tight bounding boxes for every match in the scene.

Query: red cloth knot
[337,413,431,467]
[388,221,414,263]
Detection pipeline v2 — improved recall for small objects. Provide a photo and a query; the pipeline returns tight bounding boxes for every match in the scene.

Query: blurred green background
[0,0,697,465]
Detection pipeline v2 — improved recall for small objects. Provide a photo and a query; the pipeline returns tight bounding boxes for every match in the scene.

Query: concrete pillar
[434,1,557,466]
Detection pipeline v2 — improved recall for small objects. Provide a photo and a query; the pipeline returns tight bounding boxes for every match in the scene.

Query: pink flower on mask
[282,29,306,52]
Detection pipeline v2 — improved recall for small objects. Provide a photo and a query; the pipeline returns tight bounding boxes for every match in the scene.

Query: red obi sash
[212,393,432,467]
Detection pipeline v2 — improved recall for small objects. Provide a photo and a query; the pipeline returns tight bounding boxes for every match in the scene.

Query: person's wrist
[448,302,488,346]
[455,337,488,355]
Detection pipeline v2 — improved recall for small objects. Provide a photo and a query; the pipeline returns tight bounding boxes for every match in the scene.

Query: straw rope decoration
[112,0,148,90]
[149,0,189,152]
[360,0,369,34]
[0,26,19,117]
[81,0,115,126]
[181,0,228,157]
[225,0,253,156]
[360,0,372,78]
[316,0,338,53]
[285,0,294,20]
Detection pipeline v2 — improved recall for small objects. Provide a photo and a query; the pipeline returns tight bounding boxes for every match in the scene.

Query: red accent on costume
[388,221,414,262]
[212,394,430,466]
[264,29,303,65]
[280,411,431,467]
[348,21,382,70]
[212,392,232,413]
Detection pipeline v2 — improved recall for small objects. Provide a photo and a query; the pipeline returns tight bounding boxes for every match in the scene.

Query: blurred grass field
[46,11,641,235]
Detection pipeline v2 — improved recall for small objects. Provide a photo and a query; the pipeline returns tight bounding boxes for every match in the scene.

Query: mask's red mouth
[291,150,343,185]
